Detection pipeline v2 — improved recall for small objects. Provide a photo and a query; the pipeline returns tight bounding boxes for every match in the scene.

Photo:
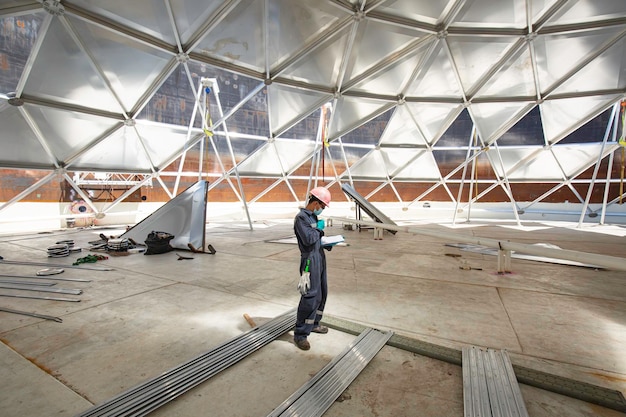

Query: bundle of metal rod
[77,308,297,417]
[267,328,392,417]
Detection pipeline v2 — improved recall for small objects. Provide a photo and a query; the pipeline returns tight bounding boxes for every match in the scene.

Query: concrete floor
[0,218,625,417]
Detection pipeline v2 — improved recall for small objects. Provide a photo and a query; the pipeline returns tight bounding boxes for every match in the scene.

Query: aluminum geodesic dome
[1,0,625,224]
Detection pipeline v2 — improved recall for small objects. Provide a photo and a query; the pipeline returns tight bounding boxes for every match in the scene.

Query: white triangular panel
[267,84,329,136]
[27,105,121,163]
[552,36,626,95]
[393,150,440,180]
[344,19,424,83]
[69,16,173,112]
[493,147,563,180]
[68,126,154,171]
[349,50,423,97]
[22,19,123,113]
[380,148,425,177]
[279,27,348,86]
[194,0,265,71]
[546,0,626,25]
[235,142,280,176]
[470,101,533,144]
[329,96,389,137]
[447,35,518,92]
[452,0,527,28]
[405,41,464,98]
[347,149,387,179]
[408,102,463,143]
[475,47,537,98]
[378,106,426,146]
[69,0,177,44]
[533,27,624,93]
[268,0,347,68]
[551,143,608,178]
[0,102,51,167]
[273,139,317,173]
[135,122,192,168]
[540,95,621,144]
[122,181,208,251]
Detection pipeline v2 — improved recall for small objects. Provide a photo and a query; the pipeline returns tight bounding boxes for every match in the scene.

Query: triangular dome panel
[552,143,609,179]
[474,47,536,99]
[68,126,154,171]
[552,36,626,96]
[379,106,426,147]
[26,105,122,163]
[446,35,518,92]
[69,0,177,44]
[329,96,391,138]
[344,19,425,83]
[22,18,123,113]
[470,101,533,144]
[267,84,330,136]
[405,41,464,98]
[393,150,440,180]
[540,95,622,144]
[68,16,173,112]
[533,26,625,93]
[0,102,52,167]
[273,139,317,173]
[193,0,265,72]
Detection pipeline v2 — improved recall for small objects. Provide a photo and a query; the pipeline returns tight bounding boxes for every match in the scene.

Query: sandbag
[144,231,174,255]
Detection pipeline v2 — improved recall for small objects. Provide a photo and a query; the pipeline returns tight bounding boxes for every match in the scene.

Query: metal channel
[323,315,626,413]
[76,308,296,417]
[268,328,393,417]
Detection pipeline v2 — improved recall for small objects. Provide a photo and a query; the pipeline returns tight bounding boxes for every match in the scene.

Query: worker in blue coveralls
[293,186,333,350]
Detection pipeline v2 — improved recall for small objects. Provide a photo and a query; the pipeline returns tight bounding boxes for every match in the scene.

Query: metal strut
[76,308,297,417]
[267,328,393,417]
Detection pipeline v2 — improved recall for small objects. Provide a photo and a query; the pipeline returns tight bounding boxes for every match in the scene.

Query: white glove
[298,271,310,295]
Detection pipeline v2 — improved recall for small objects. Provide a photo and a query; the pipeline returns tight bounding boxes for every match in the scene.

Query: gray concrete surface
[0,219,625,416]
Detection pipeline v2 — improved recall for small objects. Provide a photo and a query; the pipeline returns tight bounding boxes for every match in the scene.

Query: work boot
[312,325,328,334]
[294,337,310,350]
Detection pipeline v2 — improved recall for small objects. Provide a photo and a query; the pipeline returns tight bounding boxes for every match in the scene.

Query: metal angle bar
[500,351,530,417]
[0,306,62,323]
[268,328,392,417]
[0,260,113,271]
[77,309,296,417]
[0,293,80,302]
[0,279,55,286]
[120,316,295,416]
[0,284,82,295]
[0,274,91,283]
[96,315,295,417]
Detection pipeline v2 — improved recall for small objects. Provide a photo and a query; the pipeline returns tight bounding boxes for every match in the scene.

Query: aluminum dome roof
[1,0,625,221]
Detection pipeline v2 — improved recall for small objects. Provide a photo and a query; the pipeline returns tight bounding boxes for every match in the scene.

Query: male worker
[293,186,332,350]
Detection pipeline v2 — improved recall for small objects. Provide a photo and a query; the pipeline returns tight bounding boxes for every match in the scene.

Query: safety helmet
[310,186,331,207]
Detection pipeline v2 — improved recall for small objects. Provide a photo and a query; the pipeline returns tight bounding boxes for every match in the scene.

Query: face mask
[313,208,323,216]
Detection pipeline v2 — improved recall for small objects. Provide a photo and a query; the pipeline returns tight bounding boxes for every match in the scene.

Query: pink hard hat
[310,186,331,207]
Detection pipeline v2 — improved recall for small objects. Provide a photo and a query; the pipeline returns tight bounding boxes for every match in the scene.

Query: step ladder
[462,346,529,417]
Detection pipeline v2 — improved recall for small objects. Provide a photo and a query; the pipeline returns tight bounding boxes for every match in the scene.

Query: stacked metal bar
[462,346,529,417]
[267,328,393,417]
[77,308,296,417]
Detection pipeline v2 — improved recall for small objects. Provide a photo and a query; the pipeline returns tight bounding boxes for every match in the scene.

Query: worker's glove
[317,219,325,230]
[298,271,310,295]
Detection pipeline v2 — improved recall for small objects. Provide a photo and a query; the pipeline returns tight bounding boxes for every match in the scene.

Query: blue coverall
[293,207,328,341]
